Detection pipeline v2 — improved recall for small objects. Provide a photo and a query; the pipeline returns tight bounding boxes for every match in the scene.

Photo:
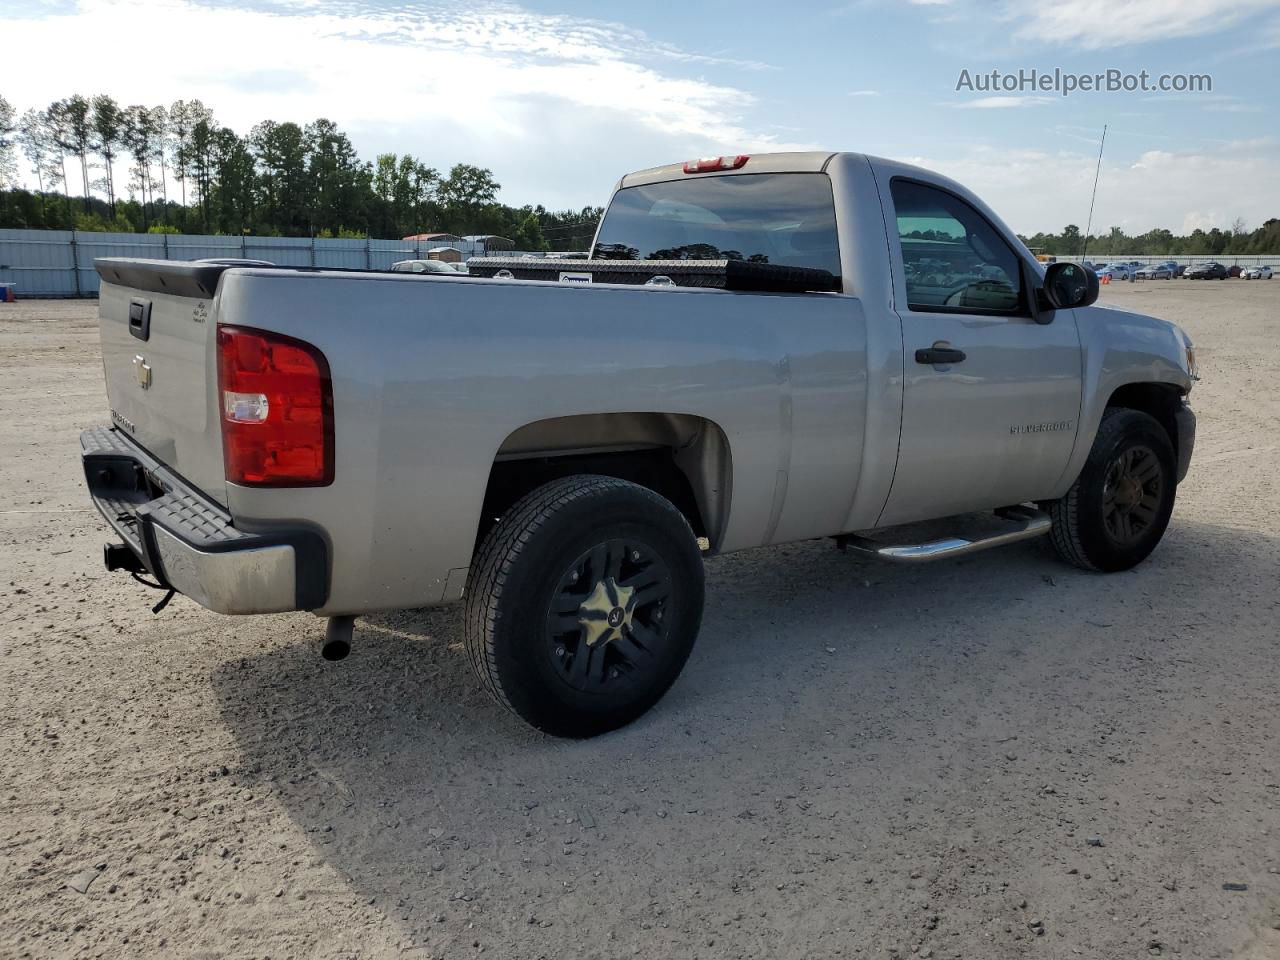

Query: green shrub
[74,212,111,232]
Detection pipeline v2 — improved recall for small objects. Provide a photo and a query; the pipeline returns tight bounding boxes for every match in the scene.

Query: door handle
[915,345,967,365]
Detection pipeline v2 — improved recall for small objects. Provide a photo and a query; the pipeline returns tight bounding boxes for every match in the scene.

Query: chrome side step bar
[835,505,1052,563]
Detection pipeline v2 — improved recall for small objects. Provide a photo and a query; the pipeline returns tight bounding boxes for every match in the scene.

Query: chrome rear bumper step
[836,505,1052,563]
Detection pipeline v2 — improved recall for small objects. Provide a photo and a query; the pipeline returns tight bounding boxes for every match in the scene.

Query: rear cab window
[592,173,842,284]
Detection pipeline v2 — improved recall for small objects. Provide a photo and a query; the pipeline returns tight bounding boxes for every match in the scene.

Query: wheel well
[475,413,731,553]
[1105,382,1183,458]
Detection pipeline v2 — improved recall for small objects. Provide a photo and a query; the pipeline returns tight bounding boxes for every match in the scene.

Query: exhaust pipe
[319,615,355,661]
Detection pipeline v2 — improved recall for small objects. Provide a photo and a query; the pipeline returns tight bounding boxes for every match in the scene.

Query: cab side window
[890,179,1023,314]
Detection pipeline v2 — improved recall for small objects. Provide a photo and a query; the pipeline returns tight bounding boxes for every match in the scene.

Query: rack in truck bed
[465,257,840,293]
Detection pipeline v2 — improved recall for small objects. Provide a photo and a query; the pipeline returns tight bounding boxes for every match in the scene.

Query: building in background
[403,232,464,246]
[401,233,513,257]
[463,235,514,256]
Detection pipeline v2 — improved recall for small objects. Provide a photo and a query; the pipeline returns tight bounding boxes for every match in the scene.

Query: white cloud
[953,96,1054,109]
[915,138,1280,235]
[2,0,810,209]
[1012,0,1280,50]
[1178,211,1216,233]
[6,0,1276,234]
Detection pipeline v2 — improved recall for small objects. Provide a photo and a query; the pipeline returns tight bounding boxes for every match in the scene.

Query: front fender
[1049,303,1192,497]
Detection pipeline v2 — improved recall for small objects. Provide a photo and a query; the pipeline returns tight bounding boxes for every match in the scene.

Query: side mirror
[1042,262,1099,310]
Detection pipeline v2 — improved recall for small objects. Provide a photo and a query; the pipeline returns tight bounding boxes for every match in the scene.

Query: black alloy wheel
[545,537,673,694]
[1048,408,1178,572]
[1101,445,1164,547]
[464,475,704,737]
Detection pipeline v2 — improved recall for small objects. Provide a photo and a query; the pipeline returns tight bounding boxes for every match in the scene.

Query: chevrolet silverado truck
[83,151,1197,737]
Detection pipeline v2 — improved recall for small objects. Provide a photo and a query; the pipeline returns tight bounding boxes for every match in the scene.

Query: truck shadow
[210,516,1276,953]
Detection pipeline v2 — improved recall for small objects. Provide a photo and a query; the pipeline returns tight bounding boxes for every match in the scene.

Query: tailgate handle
[128,298,152,342]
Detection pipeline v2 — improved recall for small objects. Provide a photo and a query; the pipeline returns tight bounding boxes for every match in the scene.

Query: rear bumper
[81,426,328,614]
[1174,403,1196,483]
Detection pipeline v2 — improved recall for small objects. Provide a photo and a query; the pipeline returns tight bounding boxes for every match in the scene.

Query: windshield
[592,173,841,280]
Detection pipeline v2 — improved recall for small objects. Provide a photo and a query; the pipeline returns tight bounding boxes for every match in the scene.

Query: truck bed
[91,255,869,615]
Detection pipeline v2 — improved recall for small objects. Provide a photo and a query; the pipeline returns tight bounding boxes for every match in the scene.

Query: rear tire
[464,475,704,737]
[1048,409,1177,572]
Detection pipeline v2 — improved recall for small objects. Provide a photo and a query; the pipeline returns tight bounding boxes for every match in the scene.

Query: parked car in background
[390,259,460,275]
[1243,265,1273,279]
[1096,263,1131,281]
[1136,262,1177,280]
[1172,263,1188,277]
[1227,265,1243,278]
[1186,261,1229,280]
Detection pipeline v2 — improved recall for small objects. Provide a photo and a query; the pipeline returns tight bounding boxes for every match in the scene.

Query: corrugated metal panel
[0,229,79,297]
[242,236,314,268]
[370,239,417,270]
[167,234,251,262]
[313,237,367,269]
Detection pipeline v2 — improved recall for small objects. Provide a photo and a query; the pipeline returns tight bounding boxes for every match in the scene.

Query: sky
[3,0,1279,235]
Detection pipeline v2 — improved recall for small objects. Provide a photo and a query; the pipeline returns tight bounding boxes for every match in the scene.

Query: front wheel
[1047,409,1177,572]
[464,475,704,737]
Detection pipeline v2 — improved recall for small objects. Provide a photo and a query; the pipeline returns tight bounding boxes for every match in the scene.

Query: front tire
[1048,409,1177,572]
[464,475,704,737]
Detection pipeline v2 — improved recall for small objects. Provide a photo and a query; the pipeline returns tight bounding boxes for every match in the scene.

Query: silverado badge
[1010,420,1072,435]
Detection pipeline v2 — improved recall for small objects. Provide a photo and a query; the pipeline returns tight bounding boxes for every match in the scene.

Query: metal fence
[1,227,1275,298]
[0,229,542,298]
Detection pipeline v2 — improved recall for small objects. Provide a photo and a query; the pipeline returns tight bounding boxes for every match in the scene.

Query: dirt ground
[1,280,1278,960]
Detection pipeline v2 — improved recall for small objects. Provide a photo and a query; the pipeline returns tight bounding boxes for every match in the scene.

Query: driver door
[876,175,1083,527]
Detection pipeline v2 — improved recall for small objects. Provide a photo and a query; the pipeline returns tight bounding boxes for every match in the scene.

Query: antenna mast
[1081,124,1107,261]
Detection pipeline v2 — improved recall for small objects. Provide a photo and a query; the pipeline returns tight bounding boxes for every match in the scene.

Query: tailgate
[96,259,229,505]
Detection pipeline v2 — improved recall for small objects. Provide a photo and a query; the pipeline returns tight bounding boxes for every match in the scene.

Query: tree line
[1020,219,1280,259]
[3,93,1274,255]
[0,94,602,250]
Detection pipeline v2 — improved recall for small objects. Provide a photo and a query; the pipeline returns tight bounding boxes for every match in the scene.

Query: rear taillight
[216,325,334,487]
[682,155,749,174]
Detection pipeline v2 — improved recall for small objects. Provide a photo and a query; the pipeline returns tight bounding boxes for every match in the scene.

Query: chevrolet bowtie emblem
[133,354,152,390]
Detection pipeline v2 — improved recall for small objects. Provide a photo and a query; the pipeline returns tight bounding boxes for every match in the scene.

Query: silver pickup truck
[83,151,1197,736]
